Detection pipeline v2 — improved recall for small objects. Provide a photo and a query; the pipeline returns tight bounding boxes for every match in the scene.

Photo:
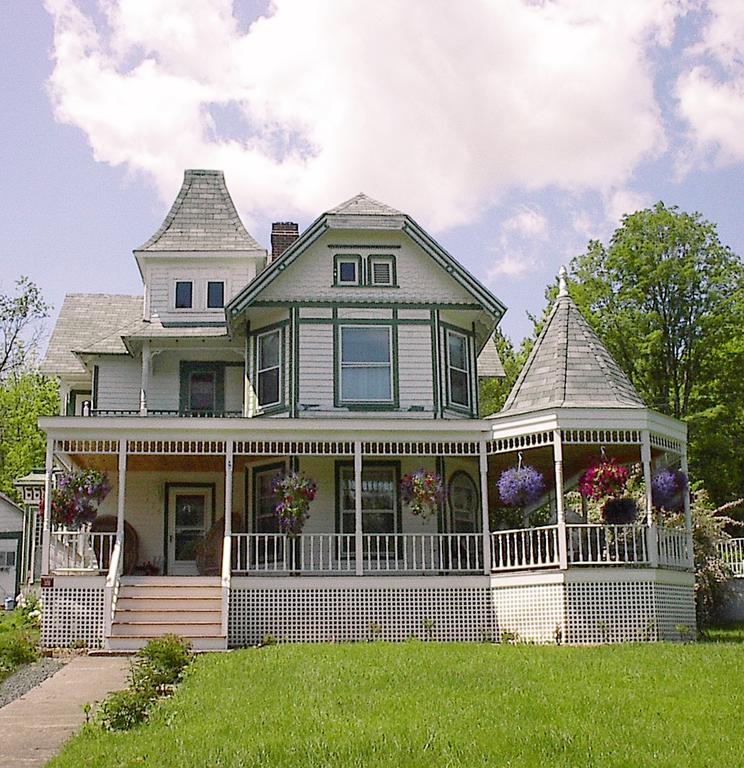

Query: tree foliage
[0,277,50,380]
[0,372,58,502]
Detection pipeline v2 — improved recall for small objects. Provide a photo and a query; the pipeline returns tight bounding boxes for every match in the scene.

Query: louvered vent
[371,260,392,285]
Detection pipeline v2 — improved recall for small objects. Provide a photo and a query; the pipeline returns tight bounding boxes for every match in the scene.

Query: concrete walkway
[0,655,130,767]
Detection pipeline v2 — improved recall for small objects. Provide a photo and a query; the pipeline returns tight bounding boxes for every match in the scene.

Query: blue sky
[1,1,743,347]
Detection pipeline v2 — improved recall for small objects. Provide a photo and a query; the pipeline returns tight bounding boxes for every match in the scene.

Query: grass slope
[50,643,743,768]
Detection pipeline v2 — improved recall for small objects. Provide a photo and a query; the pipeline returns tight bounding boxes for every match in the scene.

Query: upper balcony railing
[718,538,744,577]
[86,408,243,418]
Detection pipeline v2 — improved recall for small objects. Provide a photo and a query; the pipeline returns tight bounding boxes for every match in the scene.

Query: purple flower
[651,469,688,511]
[497,466,545,508]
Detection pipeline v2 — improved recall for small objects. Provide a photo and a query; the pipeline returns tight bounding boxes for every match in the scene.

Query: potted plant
[272,472,317,536]
[578,459,637,525]
[400,469,444,520]
[497,464,545,510]
[45,469,110,529]
[651,469,688,512]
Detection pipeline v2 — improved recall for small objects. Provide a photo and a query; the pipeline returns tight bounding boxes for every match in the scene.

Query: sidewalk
[0,655,130,767]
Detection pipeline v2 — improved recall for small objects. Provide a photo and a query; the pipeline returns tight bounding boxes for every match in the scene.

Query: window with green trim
[335,256,360,286]
[446,329,471,409]
[339,326,393,403]
[256,328,282,407]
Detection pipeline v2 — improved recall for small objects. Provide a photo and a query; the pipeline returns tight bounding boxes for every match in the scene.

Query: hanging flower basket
[44,469,110,529]
[272,472,317,536]
[400,469,444,520]
[651,469,688,512]
[601,497,638,525]
[497,464,545,509]
[578,459,629,502]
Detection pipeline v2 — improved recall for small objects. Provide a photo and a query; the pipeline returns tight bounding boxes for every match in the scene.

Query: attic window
[207,281,224,308]
[334,255,361,286]
[369,256,395,286]
[175,281,193,309]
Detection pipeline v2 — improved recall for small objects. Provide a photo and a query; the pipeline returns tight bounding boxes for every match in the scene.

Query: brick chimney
[270,222,299,261]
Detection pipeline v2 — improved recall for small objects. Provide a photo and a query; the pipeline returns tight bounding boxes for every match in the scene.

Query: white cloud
[487,206,549,280]
[45,0,682,231]
[501,207,549,240]
[676,0,744,164]
[604,187,651,225]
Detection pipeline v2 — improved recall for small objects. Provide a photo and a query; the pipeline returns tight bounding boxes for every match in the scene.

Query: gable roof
[136,170,263,252]
[499,275,644,414]
[227,193,507,321]
[41,294,143,376]
[477,334,506,378]
[327,193,403,217]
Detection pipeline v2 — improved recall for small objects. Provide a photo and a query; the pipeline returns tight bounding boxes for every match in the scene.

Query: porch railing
[490,526,560,571]
[566,524,650,566]
[658,526,694,570]
[49,530,116,573]
[718,538,744,577]
[231,532,483,574]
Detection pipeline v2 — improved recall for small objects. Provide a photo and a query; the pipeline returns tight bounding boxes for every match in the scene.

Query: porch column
[553,429,568,569]
[117,439,127,548]
[139,340,151,415]
[640,429,658,567]
[354,440,363,576]
[680,445,693,568]
[478,440,492,574]
[40,437,53,575]
[224,440,233,546]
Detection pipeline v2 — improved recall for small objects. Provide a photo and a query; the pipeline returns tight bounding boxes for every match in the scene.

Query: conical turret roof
[501,268,644,414]
[137,169,262,252]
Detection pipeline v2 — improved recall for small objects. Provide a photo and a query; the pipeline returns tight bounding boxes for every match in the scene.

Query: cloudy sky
[1,1,743,343]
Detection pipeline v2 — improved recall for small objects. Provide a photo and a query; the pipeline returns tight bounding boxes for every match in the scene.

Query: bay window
[338,325,393,404]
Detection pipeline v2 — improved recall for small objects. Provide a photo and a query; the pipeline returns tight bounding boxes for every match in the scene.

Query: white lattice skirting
[229,577,495,645]
[493,569,696,644]
[41,578,105,649]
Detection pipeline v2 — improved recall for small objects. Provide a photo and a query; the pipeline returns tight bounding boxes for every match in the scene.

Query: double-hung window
[339,326,393,403]
[339,464,398,556]
[256,329,282,408]
[446,329,471,409]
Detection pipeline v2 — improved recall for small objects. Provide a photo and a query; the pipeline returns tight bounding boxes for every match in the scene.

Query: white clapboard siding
[298,325,335,410]
[398,325,434,412]
[0,497,23,532]
[96,357,141,411]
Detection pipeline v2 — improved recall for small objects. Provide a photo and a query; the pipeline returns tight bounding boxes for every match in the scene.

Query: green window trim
[333,323,399,409]
[66,389,91,416]
[442,323,475,416]
[333,254,362,286]
[255,326,284,411]
[249,321,289,416]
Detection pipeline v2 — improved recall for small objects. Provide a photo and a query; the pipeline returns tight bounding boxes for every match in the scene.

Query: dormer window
[207,281,224,308]
[369,256,395,286]
[334,255,361,286]
[175,281,193,309]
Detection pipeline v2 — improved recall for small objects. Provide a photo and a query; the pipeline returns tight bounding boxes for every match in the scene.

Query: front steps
[107,576,226,651]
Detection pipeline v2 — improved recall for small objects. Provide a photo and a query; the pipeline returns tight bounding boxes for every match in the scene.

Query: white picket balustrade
[566,524,649,566]
[657,526,693,569]
[490,526,560,571]
[49,530,116,573]
[718,538,744,577]
[232,533,355,574]
[362,533,482,573]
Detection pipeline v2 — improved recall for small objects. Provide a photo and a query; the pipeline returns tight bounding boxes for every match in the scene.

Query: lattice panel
[488,432,553,455]
[491,583,565,643]
[655,582,696,640]
[561,429,640,445]
[229,587,494,646]
[41,586,104,649]
[565,581,657,644]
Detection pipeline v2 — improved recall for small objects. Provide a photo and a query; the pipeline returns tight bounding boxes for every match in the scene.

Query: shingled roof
[41,294,143,376]
[136,170,263,252]
[477,334,506,378]
[500,269,644,414]
[326,193,403,217]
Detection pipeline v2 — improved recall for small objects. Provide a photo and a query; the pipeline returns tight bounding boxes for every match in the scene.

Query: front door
[166,486,213,575]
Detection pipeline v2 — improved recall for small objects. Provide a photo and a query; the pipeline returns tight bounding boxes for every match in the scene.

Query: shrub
[0,628,38,670]
[95,687,156,732]
[132,635,192,692]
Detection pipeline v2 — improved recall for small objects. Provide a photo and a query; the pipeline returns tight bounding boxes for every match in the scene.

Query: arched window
[448,471,479,532]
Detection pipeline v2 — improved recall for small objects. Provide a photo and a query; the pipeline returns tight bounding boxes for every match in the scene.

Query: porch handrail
[362,533,483,573]
[49,529,116,573]
[232,533,356,574]
[491,526,560,571]
[566,523,650,566]
[103,539,122,641]
[657,526,694,570]
[718,538,744,577]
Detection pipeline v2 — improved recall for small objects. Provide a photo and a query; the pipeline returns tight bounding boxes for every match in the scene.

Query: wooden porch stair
[107,577,226,651]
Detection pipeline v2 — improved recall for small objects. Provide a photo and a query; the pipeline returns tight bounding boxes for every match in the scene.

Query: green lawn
[50,642,742,768]
[701,621,744,643]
